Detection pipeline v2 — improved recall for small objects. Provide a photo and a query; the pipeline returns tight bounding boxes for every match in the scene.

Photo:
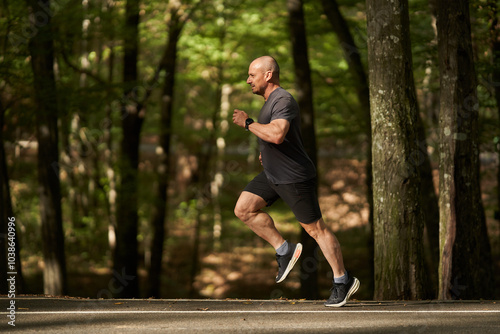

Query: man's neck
[263,84,280,101]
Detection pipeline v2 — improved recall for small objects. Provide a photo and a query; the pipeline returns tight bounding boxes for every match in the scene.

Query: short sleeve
[270,96,298,122]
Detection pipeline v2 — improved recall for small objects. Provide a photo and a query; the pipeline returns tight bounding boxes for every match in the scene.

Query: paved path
[1,296,499,333]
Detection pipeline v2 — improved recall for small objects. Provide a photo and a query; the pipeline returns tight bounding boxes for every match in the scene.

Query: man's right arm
[246,118,289,145]
[233,109,290,145]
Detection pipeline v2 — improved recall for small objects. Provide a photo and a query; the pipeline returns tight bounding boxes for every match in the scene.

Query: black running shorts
[243,172,322,224]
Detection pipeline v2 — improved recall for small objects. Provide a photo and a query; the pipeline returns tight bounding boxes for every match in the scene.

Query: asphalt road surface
[1,296,499,333]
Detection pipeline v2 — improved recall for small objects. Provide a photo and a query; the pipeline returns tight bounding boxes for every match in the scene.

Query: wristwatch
[245,118,254,131]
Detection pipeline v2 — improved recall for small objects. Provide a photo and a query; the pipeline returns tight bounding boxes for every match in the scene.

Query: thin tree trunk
[102,0,117,253]
[415,115,439,297]
[114,0,141,298]
[320,0,374,294]
[148,7,184,298]
[189,203,203,298]
[287,0,319,300]
[437,0,494,300]
[0,103,10,295]
[188,152,213,297]
[0,102,25,294]
[212,84,232,251]
[26,0,67,296]
[412,0,441,297]
[367,0,429,300]
[487,1,500,222]
[0,3,25,295]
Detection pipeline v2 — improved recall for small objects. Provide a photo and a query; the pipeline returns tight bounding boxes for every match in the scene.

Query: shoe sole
[324,277,360,307]
[276,243,302,283]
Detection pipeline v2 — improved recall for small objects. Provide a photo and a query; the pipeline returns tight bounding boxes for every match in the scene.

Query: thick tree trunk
[114,0,141,298]
[367,0,428,300]
[287,0,319,300]
[26,0,67,296]
[436,0,494,299]
[148,10,184,298]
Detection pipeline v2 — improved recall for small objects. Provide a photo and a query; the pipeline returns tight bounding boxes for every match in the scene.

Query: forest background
[1,0,499,301]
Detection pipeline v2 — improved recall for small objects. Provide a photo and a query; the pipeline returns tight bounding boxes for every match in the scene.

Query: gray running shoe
[324,272,360,307]
[275,242,302,283]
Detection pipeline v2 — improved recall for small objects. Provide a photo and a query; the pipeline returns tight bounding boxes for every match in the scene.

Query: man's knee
[234,200,256,222]
[235,192,266,221]
[234,203,248,221]
[303,226,320,240]
[301,219,326,240]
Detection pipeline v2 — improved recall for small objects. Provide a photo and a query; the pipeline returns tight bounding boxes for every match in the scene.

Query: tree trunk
[408,0,440,297]
[320,0,374,294]
[26,0,67,296]
[366,0,429,300]
[210,6,230,252]
[0,3,25,293]
[113,0,141,298]
[436,0,494,300]
[188,151,214,297]
[102,0,117,253]
[212,84,232,251]
[0,102,25,294]
[487,0,500,222]
[415,115,440,297]
[0,103,10,295]
[148,8,184,298]
[287,0,319,300]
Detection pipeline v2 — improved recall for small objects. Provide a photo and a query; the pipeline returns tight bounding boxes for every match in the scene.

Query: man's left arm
[232,109,289,145]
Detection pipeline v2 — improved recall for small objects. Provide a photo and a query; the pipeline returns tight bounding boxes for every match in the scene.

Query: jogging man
[232,56,359,307]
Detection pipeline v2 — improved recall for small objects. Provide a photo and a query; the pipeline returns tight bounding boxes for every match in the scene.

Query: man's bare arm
[232,109,290,144]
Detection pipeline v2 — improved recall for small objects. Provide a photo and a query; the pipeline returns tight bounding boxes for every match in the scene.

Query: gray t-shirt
[258,87,316,184]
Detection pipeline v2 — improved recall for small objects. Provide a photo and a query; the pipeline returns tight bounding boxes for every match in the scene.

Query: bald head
[250,56,280,83]
[247,56,281,99]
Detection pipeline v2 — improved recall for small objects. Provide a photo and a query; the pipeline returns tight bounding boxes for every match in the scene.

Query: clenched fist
[232,109,249,128]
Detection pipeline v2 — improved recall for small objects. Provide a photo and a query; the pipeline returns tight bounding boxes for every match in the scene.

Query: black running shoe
[324,272,360,307]
[275,242,302,283]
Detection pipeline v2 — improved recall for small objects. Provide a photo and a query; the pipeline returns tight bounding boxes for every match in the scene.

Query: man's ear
[265,71,273,82]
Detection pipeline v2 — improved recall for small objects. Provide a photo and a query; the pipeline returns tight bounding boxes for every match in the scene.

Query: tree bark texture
[287,0,319,300]
[436,0,494,299]
[27,0,67,296]
[366,0,428,300]
[114,0,141,298]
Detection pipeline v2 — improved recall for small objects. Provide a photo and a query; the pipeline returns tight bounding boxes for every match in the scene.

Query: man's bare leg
[300,218,346,278]
[235,191,302,283]
[301,218,359,307]
[234,191,285,250]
